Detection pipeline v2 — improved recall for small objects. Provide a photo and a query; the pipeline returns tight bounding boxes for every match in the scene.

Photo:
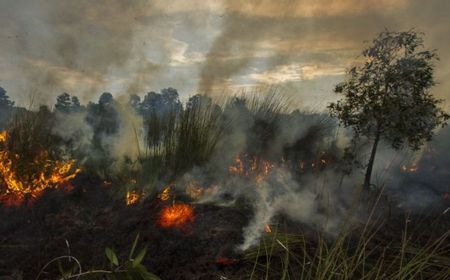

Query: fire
[229,155,245,175]
[0,131,6,142]
[401,164,418,173]
[229,153,273,182]
[0,131,80,206]
[216,256,237,266]
[255,159,273,183]
[264,224,272,233]
[126,190,140,205]
[158,203,194,228]
[158,184,172,201]
[186,180,204,199]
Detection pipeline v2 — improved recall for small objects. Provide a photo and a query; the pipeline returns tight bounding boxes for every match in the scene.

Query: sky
[0,0,449,110]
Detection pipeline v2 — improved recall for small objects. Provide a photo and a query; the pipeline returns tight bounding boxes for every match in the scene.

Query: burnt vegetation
[0,31,449,280]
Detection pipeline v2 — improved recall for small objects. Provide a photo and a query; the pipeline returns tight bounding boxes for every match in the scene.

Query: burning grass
[0,127,80,206]
[125,190,140,205]
[0,91,448,279]
[229,153,274,183]
[158,202,195,229]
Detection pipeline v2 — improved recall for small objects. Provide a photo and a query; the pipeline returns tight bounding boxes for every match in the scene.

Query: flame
[126,190,140,205]
[255,159,273,183]
[158,184,172,201]
[0,131,80,206]
[229,155,245,175]
[264,224,272,233]
[158,203,194,228]
[229,153,273,182]
[401,164,418,173]
[186,180,204,199]
[0,131,6,143]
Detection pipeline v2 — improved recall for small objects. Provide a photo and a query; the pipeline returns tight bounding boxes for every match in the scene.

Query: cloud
[0,0,449,109]
[168,38,206,66]
[249,64,345,84]
[223,0,408,17]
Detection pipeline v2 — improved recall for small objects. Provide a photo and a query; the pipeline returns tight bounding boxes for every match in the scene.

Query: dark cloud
[0,0,165,105]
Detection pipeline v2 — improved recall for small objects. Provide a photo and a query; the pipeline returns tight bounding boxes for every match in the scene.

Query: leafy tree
[129,94,141,112]
[0,87,14,109]
[0,87,15,130]
[71,96,82,111]
[99,92,114,106]
[54,93,72,113]
[55,93,84,113]
[328,30,449,191]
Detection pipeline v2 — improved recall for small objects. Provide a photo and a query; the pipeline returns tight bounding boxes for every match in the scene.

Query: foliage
[55,93,84,114]
[245,218,450,280]
[328,30,449,188]
[141,93,224,180]
[36,234,160,280]
[0,87,14,109]
[0,87,15,130]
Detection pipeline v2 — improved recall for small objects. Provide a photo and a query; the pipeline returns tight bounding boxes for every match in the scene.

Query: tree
[55,93,72,113]
[0,87,15,130]
[0,87,14,109]
[328,30,449,191]
[128,94,141,112]
[55,93,84,113]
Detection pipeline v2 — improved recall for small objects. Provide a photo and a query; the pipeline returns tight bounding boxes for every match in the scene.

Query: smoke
[0,0,167,106]
[197,1,301,94]
[110,101,145,166]
[52,111,94,154]
[236,169,341,251]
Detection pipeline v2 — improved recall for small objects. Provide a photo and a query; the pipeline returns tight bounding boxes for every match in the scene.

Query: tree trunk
[363,132,380,191]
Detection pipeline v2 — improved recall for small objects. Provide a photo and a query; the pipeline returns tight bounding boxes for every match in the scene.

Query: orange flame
[158,203,194,228]
[229,155,245,175]
[126,190,140,205]
[229,153,273,182]
[158,184,172,201]
[0,131,7,143]
[185,180,204,199]
[264,224,272,233]
[0,131,80,206]
[401,164,418,173]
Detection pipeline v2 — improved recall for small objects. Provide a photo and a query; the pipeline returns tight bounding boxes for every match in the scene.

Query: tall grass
[245,217,450,280]
[142,96,224,180]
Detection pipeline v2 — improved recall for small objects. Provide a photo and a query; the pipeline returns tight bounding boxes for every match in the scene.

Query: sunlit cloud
[249,64,345,84]
[168,38,205,66]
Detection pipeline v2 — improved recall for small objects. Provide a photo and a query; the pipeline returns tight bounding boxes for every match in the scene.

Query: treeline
[0,86,340,185]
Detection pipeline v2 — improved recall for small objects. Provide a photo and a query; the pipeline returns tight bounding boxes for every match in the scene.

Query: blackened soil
[0,182,251,280]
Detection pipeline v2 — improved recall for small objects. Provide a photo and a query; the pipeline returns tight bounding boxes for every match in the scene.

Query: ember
[158,184,172,201]
[186,180,204,199]
[158,203,194,228]
[229,153,273,182]
[216,256,238,266]
[126,190,140,205]
[401,164,418,173]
